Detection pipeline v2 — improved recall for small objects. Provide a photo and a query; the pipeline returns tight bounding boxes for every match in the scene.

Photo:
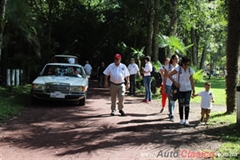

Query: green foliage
[131,46,145,60]
[193,69,204,83]
[0,85,30,122]
[178,0,227,68]
[1,0,228,83]
[158,34,193,56]
[151,60,162,71]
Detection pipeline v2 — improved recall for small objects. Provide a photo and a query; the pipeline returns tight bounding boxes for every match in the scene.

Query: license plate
[50,92,65,98]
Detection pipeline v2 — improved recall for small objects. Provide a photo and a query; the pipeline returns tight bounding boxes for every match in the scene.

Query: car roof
[54,55,78,58]
[45,63,83,67]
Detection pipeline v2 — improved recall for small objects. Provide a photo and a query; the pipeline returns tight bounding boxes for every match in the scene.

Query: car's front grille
[46,83,70,94]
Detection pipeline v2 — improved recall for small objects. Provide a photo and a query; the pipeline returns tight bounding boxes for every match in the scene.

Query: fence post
[16,69,20,86]
[11,69,15,86]
[7,69,11,86]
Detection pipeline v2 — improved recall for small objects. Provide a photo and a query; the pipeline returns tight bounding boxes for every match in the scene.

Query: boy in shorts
[193,82,214,124]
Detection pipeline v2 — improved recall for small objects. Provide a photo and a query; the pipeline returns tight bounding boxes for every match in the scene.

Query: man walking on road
[128,58,142,96]
[104,54,130,116]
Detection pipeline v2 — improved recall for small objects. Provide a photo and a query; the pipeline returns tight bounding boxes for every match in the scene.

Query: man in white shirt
[104,54,130,116]
[84,61,92,76]
[128,58,142,96]
[142,56,152,103]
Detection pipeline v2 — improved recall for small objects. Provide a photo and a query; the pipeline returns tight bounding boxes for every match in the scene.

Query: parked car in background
[31,62,88,105]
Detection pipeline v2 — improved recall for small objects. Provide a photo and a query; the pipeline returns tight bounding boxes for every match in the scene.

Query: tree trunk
[191,27,198,68]
[47,0,53,55]
[226,0,240,113]
[200,44,207,70]
[152,0,160,62]
[0,0,7,77]
[167,0,178,57]
[144,0,154,56]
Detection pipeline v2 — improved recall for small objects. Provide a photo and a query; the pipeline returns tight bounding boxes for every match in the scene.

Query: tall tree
[226,0,240,113]
[190,27,198,67]
[152,0,160,62]
[167,0,178,57]
[0,0,7,75]
[144,0,154,57]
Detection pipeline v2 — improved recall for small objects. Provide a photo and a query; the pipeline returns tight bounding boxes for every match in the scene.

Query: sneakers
[185,120,190,126]
[180,119,190,125]
[180,119,185,124]
[119,110,126,116]
[141,99,151,103]
[160,108,164,113]
[111,110,126,116]
[110,110,116,116]
[170,116,174,122]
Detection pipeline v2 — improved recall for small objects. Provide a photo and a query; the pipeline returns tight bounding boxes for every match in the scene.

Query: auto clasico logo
[156,149,215,159]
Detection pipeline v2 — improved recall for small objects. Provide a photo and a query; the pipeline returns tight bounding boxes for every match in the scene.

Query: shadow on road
[0,80,230,159]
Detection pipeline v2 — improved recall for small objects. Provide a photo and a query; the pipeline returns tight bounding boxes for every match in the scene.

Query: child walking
[193,82,214,124]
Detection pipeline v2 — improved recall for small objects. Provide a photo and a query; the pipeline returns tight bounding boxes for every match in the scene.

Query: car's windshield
[41,65,86,78]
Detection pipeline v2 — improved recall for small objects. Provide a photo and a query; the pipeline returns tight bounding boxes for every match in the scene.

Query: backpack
[154,72,162,88]
[151,66,162,88]
[150,66,156,77]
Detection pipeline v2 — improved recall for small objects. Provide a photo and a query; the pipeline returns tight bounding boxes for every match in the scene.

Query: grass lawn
[0,85,31,122]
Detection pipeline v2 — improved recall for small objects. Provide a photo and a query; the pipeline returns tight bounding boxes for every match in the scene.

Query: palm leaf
[157,34,168,48]
[167,36,186,54]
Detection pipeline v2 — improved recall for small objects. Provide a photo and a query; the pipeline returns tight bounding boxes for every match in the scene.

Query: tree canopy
[0,0,228,82]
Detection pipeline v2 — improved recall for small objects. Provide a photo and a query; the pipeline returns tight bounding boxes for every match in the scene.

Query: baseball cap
[114,54,122,59]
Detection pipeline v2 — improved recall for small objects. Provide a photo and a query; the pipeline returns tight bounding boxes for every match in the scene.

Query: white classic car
[31,63,88,105]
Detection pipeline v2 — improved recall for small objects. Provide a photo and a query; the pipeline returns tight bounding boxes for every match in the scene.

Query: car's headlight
[70,86,87,92]
[32,84,46,90]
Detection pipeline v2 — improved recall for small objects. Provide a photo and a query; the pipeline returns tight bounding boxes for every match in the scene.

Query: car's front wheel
[79,97,86,106]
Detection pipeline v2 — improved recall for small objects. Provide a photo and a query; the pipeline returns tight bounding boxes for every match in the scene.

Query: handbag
[170,67,181,101]
[170,83,179,101]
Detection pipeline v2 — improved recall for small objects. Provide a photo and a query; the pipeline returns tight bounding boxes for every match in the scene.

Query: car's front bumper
[31,90,86,101]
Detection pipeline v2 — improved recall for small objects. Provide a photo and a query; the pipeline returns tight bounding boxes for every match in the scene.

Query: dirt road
[0,80,225,160]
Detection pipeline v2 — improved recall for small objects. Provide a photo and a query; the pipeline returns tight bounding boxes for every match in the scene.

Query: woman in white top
[163,55,179,121]
[168,57,195,126]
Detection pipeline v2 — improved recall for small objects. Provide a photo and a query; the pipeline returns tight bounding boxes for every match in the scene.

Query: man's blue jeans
[166,84,176,117]
[143,76,152,101]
